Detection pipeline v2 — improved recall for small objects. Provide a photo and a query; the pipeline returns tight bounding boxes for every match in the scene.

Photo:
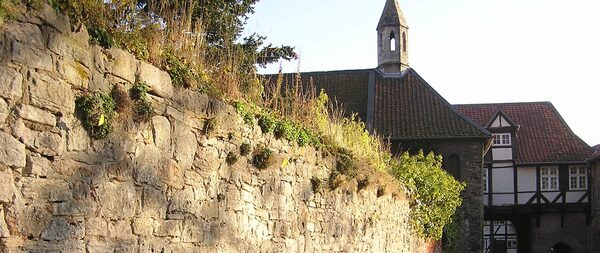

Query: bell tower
[377,0,409,73]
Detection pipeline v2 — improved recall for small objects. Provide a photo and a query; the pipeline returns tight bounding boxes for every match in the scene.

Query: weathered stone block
[106,48,137,83]
[61,115,89,152]
[17,205,51,239]
[0,207,9,238]
[53,201,96,216]
[4,22,44,49]
[38,5,71,34]
[33,131,64,157]
[142,186,167,219]
[47,32,92,68]
[17,104,56,126]
[173,121,197,172]
[152,116,171,152]
[48,181,72,202]
[29,71,75,114]
[133,217,154,236]
[41,217,85,241]
[137,61,173,99]
[26,155,50,177]
[0,168,13,203]
[134,145,184,190]
[0,67,23,100]
[85,217,107,237]
[154,220,181,237]
[168,187,197,216]
[0,98,8,124]
[181,219,209,243]
[12,41,53,71]
[97,181,136,219]
[56,58,90,88]
[0,132,26,168]
[108,220,135,239]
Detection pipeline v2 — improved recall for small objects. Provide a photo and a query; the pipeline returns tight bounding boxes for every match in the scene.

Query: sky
[243,0,600,146]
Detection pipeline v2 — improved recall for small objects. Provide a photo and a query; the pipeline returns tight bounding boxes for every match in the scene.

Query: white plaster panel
[492,168,514,193]
[541,192,560,203]
[566,191,586,203]
[492,148,513,160]
[518,193,535,204]
[517,167,536,192]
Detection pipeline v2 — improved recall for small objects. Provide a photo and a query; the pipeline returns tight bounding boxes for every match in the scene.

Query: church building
[265,0,597,252]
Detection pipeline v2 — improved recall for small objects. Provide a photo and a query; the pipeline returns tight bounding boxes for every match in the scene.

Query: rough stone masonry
[0,6,433,253]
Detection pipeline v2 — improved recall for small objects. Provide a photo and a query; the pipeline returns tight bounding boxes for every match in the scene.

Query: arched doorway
[551,243,571,253]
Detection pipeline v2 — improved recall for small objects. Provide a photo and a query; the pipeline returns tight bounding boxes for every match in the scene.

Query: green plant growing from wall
[258,113,275,133]
[252,145,273,170]
[76,92,117,140]
[226,151,238,165]
[88,27,114,48]
[239,142,251,156]
[273,119,298,141]
[129,81,154,122]
[310,177,322,193]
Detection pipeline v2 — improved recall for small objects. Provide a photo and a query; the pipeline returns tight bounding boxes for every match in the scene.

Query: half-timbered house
[456,103,594,253]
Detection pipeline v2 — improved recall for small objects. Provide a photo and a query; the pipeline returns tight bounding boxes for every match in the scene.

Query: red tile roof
[373,70,490,139]
[455,102,592,164]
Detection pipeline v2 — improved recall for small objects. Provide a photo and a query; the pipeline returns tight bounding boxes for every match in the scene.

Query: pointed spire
[377,0,408,29]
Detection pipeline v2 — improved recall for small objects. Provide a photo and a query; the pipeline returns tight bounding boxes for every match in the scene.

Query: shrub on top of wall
[76,92,117,140]
[389,151,466,240]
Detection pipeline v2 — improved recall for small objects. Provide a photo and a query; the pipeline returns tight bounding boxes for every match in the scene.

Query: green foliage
[389,151,466,240]
[112,30,150,61]
[239,142,251,156]
[310,177,322,193]
[132,99,154,122]
[129,81,154,122]
[233,101,256,125]
[257,113,275,133]
[252,145,273,170]
[88,27,113,48]
[130,81,149,101]
[76,92,117,140]
[226,151,238,165]
[442,215,460,252]
[163,51,196,88]
[0,0,22,25]
[331,147,356,177]
[273,119,297,141]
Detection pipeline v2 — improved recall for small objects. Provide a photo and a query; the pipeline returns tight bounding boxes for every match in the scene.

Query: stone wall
[0,7,429,253]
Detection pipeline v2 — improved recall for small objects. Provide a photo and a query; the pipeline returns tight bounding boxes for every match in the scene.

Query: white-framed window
[492,133,511,146]
[483,168,488,193]
[540,166,559,191]
[507,238,518,249]
[569,166,587,190]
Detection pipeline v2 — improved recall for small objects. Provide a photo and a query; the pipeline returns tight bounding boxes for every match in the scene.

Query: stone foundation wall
[0,7,428,253]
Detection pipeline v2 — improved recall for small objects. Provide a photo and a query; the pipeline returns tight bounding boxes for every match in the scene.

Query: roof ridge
[454,101,552,106]
[260,68,374,76]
